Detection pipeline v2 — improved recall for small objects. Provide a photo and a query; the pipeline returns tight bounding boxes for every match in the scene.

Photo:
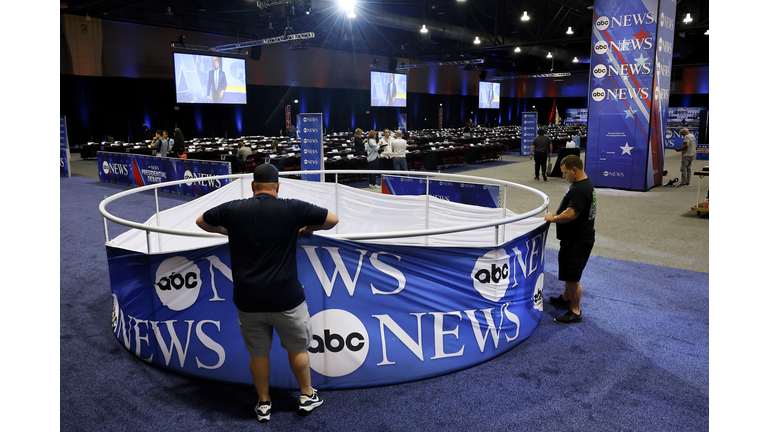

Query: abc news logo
[303,117,319,122]
[303,159,319,165]
[303,138,319,144]
[102,161,130,176]
[303,127,319,133]
[154,257,202,311]
[307,309,370,377]
[591,88,606,102]
[603,171,625,177]
[303,148,319,154]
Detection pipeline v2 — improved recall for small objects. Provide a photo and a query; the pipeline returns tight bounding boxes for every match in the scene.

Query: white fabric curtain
[108,177,546,254]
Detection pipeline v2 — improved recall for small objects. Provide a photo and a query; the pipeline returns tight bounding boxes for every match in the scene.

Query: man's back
[202,194,327,312]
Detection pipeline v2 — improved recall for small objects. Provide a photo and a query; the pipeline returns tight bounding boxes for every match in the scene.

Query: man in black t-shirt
[544,155,596,324]
[196,164,338,422]
[529,129,552,181]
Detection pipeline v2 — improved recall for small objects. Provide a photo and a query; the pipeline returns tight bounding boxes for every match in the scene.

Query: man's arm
[299,210,339,238]
[545,207,579,223]
[196,215,228,235]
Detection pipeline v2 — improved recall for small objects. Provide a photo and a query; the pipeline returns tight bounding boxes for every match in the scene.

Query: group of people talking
[353,127,409,188]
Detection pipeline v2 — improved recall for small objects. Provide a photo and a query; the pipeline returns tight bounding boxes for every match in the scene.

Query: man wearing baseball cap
[196,163,339,422]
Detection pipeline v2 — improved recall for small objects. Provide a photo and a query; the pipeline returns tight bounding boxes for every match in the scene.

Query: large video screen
[173,53,247,104]
[371,71,407,107]
[478,81,500,109]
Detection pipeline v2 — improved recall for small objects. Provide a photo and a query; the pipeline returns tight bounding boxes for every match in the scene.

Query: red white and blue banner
[97,151,231,196]
[298,113,324,182]
[107,224,548,389]
[61,116,71,177]
[520,112,538,157]
[381,175,501,209]
[585,0,676,190]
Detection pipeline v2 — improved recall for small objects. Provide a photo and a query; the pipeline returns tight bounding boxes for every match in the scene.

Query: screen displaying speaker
[478,81,500,109]
[173,53,247,104]
[371,71,407,107]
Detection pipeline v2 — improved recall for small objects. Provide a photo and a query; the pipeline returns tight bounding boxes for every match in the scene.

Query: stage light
[683,13,692,24]
[572,57,578,63]
[566,27,573,35]
[546,52,552,58]
[521,11,529,21]
[514,47,521,53]
[704,29,709,35]
[474,36,480,44]
[421,24,428,33]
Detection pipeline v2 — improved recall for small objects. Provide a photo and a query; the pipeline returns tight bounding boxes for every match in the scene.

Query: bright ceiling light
[514,47,521,53]
[348,11,356,18]
[683,13,692,24]
[421,24,428,33]
[340,0,356,17]
[572,57,578,63]
[473,36,480,44]
[546,52,553,58]
[566,27,573,35]
[521,11,530,21]
[704,29,709,35]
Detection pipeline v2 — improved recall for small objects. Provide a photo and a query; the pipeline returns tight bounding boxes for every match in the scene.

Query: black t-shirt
[555,178,596,242]
[354,137,365,156]
[532,135,552,153]
[203,194,328,312]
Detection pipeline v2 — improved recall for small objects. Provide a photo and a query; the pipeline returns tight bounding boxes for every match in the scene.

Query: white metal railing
[98,169,549,252]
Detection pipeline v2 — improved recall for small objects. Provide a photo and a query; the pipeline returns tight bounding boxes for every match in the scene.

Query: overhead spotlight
[683,13,692,24]
[546,52,553,58]
[474,36,481,44]
[521,11,530,21]
[421,24,428,33]
[572,56,578,63]
[704,29,709,35]
[566,27,573,35]
[348,11,356,18]
[165,6,173,16]
[514,47,521,53]
[294,99,299,104]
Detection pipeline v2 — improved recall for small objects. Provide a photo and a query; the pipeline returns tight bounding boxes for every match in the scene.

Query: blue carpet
[60,176,708,431]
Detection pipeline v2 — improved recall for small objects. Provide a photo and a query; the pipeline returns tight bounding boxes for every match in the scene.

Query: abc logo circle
[472,249,511,302]
[102,161,111,174]
[533,273,544,312]
[591,88,606,102]
[658,37,663,52]
[592,64,607,79]
[594,41,609,55]
[184,170,195,186]
[154,256,201,311]
[666,129,673,139]
[595,16,610,31]
[308,309,369,377]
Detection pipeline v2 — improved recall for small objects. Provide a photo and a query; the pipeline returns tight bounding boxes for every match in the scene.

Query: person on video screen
[207,56,227,103]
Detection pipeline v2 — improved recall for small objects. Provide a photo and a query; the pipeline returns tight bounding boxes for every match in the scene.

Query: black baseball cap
[253,164,279,183]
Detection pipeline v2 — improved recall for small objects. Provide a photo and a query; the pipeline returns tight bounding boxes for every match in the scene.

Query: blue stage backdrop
[61,116,71,177]
[298,113,324,182]
[521,112,538,157]
[107,224,548,389]
[586,0,676,191]
[382,175,500,209]
[97,151,231,196]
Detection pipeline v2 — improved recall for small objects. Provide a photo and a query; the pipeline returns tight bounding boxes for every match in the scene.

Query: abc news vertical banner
[106,223,548,389]
[520,112,538,156]
[298,113,323,182]
[97,151,230,196]
[586,0,676,190]
[60,116,71,177]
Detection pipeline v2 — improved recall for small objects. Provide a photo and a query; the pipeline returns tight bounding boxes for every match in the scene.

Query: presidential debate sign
[298,113,324,182]
[106,225,548,389]
[586,0,676,191]
[97,151,231,196]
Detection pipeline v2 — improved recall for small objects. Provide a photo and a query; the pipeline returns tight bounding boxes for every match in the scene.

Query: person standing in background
[365,130,380,188]
[391,130,408,171]
[530,129,552,181]
[675,128,697,187]
[353,128,365,157]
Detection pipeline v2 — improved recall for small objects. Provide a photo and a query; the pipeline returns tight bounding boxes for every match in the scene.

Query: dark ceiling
[60,0,709,75]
